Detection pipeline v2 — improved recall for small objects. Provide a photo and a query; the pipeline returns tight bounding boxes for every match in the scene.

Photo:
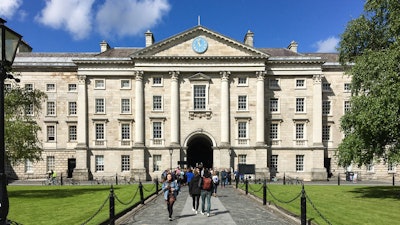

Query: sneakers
[207,213,210,217]
[200,211,205,215]
[195,210,198,214]
[192,208,195,212]
[169,217,172,221]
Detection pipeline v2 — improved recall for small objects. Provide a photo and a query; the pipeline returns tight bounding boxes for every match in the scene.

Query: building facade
[8,26,397,181]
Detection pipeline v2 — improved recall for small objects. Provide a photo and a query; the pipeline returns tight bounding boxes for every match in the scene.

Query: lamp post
[169,148,173,171]
[0,18,22,225]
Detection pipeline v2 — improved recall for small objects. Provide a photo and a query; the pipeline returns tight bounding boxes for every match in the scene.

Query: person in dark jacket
[199,169,214,217]
[189,169,201,214]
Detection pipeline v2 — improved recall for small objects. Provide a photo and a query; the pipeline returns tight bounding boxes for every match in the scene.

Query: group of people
[161,165,232,221]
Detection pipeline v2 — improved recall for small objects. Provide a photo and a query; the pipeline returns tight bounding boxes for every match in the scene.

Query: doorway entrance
[187,134,213,168]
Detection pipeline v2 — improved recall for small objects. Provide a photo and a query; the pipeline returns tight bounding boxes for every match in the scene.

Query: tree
[337,0,400,167]
[4,85,47,165]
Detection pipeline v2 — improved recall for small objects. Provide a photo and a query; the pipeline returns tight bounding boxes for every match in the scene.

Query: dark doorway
[187,135,213,168]
[67,158,76,178]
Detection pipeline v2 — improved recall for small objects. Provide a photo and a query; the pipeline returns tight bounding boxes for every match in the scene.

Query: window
[68,84,77,92]
[95,98,105,113]
[366,163,374,172]
[121,123,130,141]
[193,85,206,110]
[121,80,130,89]
[270,98,279,112]
[25,83,33,91]
[121,98,131,114]
[237,121,248,145]
[95,155,104,172]
[344,83,351,92]
[68,102,77,115]
[95,80,105,89]
[296,98,305,112]
[153,95,162,111]
[296,123,304,140]
[269,79,280,89]
[46,83,56,92]
[322,101,331,115]
[322,125,331,141]
[344,101,351,113]
[153,155,162,171]
[47,125,55,141]
[388,163,396,172]
[95,123,105,140]
[46,101,56,116]
[47,156,55,172]
[296,155,304,171]
[25,160,33,173]
[152,122,163,145]
[153,77,162,86]
[296,79,305,88]
[238,155,247,164]
[322,82,331,92]
[270,123,278,140]
[238,77,247,86]
[271,155,278,171]
[238,95,247,111]
[121,155,130,172]
[69,125,77,141]
[25,104,34,116]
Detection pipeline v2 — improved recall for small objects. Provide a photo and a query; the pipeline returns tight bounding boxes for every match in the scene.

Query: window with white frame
[366,163,374,172]
[153,95,162,111]
[95,155,104,172]
[238,154,247,164]
[296,79,306,88]
[121,155,130,172]
[238,77,247,86]
[322,101,331,115]
[68,84,77,92]
[152,121,163,145]
[271,155,278,171]
[322,125,331,141]
[237,121,248,145]
[296,155,304,171]
[344,83,351,92]
[95,98,105,113]
[46,101,56,116]
[270,123,279,140]
[25,160,33,173]
[68,125,77,141]
[25,83,33,91]
[296,98,305,113]
[47,156,55,172]
[121,123,130,141]
[47,125,56,141]
[68,102,77,115]
[95,123,105,145]
[46,83,56,92]
[344,100,351,113]
[25,104,34,116]
[153,77,162,86]
[270,98,279,112]
[238,95,247,111]
[322,82,331,92]
[120,79,131,89]
[193,85,206,110]
[269,79,280,89]
[121,98,131,114]
[94,80,105,89]
[153,155,162,171]
[388,162,396,172]
[295,123,305,140]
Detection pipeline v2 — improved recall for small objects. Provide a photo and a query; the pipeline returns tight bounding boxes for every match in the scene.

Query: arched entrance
[187,134,213,168]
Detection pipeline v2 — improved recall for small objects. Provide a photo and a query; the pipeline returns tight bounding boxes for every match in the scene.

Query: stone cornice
[132,55,268,61]
[72,57,133,64]
[268,56,325,64]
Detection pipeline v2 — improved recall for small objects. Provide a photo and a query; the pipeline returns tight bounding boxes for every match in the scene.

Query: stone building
[8,26,397,181]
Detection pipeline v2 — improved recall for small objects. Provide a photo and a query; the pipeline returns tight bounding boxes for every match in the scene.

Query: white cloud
[315,36,340,53]
[35,0,95,40]
[95,0,170,39]
[0,0,23,19]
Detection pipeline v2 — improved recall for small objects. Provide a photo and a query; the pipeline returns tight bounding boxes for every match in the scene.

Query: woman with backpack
[199,169,214,217]
[162,172,180,221]
[189,169,201,214]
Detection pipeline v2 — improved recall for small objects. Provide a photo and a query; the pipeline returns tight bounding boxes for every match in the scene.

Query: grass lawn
[7,184,158,225]
[244,183,400,225]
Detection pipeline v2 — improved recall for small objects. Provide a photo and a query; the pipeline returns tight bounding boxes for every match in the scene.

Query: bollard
[283,172,286,185]
[115,174,118,185]
[155,178,159,193]
[60,173,63,186]
[109,185,115,225]
[139,181,145,204]
[263,179,267,205]
[300,185,306,225]
[338,173,340,186]
[235,177,239,189]
[245,178,248,195]
[393,173,395,186]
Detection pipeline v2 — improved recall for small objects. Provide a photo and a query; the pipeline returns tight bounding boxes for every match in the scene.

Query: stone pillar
[256,71,266,145]
[312,74,323,147]
[220,71,230,146]
[135,71,144,146]
[170,71,180,146]
[74,75,89,180]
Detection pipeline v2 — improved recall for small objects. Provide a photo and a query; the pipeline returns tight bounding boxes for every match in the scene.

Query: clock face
[192,36,208,54]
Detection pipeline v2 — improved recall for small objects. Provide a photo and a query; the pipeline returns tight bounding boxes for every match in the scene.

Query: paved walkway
[118,185,296,225]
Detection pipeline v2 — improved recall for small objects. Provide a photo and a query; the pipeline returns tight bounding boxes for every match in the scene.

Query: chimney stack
[145,30,155,47]
[100,40,110,53]
[287,40,298,53]
[244,30,254,47]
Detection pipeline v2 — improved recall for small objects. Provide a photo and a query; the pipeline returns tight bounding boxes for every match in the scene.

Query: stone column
[256,71,266,145]
[73,75,89,180]
[312,74,323,146]
[170,71,180,146]
[135,71,144,146]
[220,71,230,146]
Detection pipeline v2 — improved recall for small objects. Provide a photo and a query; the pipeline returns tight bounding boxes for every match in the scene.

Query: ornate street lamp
[0,18,22,225]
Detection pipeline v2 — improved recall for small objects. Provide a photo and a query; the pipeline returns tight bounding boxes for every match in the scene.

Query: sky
[0,0,365,53]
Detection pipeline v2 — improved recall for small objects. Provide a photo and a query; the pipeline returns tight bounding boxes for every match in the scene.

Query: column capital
[313,74,324,84]
[220,71,230,81]
[77,75,87,84]
[135,71,144,81]
[256,71,266,80]
[169,71,180,80]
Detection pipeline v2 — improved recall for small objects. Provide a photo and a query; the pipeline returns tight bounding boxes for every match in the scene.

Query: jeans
[200,190,212,213]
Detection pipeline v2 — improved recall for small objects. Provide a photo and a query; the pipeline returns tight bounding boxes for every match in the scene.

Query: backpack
[202,177,212,190]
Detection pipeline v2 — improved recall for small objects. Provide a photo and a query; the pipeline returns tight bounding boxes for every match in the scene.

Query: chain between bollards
[300,184,306,225]
[109,185,115,225]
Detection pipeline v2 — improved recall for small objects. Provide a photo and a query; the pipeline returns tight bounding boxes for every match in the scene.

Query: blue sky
[0,0,365,53]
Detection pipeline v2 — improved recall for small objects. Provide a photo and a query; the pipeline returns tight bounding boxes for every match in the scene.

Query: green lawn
[244,183,400,225]
[7,184,158,225]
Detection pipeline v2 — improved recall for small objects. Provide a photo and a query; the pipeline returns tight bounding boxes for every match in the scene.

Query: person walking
[189,169,201,214]
[212,170,219,197]
[162,172,180,221]
[200,169,214,217]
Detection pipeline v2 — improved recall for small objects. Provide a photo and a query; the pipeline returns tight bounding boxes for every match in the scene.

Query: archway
[187,134,213,168]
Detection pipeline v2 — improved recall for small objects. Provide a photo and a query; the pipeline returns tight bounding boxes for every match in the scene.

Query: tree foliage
[337,0,400,167]
[4,85,47,165]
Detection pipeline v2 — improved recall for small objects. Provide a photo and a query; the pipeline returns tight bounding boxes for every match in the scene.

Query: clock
[192,36,208,54]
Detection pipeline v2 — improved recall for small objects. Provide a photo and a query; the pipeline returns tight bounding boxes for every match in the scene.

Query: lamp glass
[0,25,22,64]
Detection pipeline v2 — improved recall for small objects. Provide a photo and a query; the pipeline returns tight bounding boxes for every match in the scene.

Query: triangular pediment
[131,26,269,59]
[188,72,211,81]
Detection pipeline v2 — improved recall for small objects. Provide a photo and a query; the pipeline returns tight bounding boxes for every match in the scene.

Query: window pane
[121,155,130,171]
[95,99,105,113]
[270,98,279,112]
[153,96,162,110]
[96,124,104,140]
[238,95,247,110]
[194,85,206,110]
[238,122,247,138]
[296,98,304,112]
[121,99,130,113]
[296,124,304,139]
[153,122,162,138]
[153,155,162,171]
[296,155,304,171]
[95,155,104,171]
[121,124,130,140]
[69,125,77,141]
[69,102,77,115]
